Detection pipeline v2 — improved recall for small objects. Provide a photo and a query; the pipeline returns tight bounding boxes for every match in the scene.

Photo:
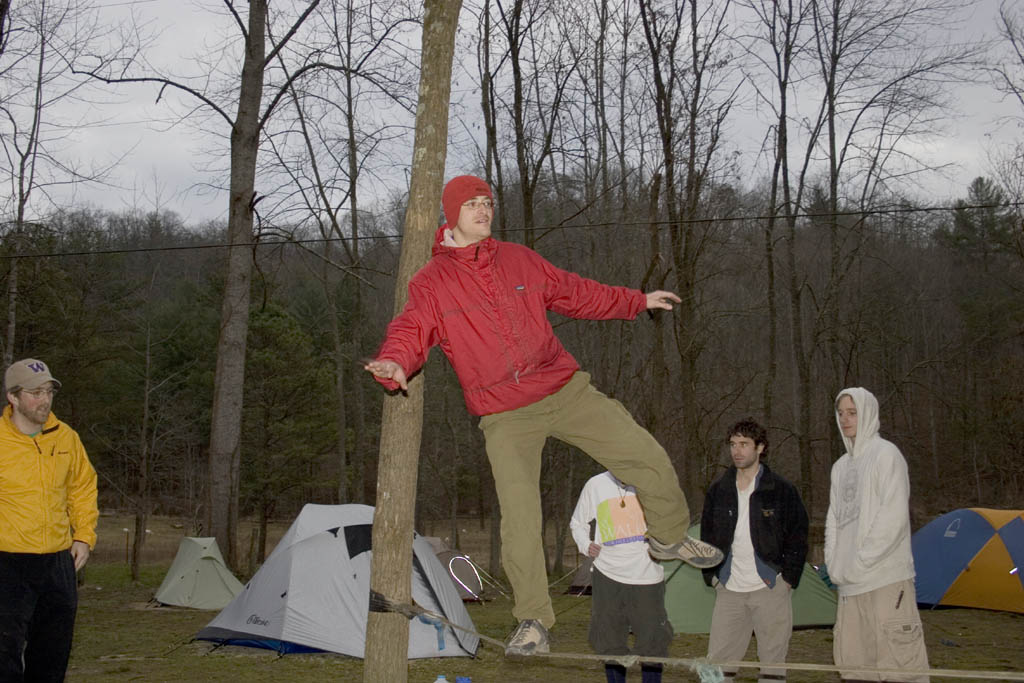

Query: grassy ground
[66,514,1024,682]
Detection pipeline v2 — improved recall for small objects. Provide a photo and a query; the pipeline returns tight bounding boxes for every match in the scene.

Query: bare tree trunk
[258,502,270,563]
[478,0,509,241]
[0,0,11,56]
[352,315,367,502]
[644,174,666,434]
[362,1,461,679]
[4,255,16,367]
[745,0,817,513]
[131,324,153,581]
[443,386,461,547]
[330,281,348,501]
[785,204,813,513]
[205,0,267,570]
[639,0,734,501]
[337,2,362,501]
[505,0,533,246]
[321,243,347,503]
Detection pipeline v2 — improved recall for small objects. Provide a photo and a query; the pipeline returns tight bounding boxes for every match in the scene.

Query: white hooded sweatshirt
[824,387,916,597]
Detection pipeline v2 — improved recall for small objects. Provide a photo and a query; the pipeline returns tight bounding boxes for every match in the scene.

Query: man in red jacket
[366,175,722,656]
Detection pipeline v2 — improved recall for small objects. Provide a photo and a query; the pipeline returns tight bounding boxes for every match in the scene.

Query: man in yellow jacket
[0,358,98,682]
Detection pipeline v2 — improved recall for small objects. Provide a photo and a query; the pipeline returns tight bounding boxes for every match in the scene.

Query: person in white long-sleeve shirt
[825,387,929,683]
[571,471,673,683]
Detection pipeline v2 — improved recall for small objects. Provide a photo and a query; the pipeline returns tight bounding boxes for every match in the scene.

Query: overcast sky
[49,0,1023,225]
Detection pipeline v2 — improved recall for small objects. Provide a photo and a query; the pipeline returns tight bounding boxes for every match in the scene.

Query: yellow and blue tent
[912,508,1023,613]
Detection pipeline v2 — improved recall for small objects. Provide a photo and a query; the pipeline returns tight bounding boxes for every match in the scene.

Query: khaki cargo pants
[479,371,690,628]
[834,578,930,682]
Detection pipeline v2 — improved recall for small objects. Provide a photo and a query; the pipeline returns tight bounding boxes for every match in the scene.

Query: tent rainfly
[197,504,479,658]
[912,508,1024,614]
[153,537,243,610]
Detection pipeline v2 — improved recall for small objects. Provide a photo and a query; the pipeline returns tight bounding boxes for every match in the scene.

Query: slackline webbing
[369,590,1024,681]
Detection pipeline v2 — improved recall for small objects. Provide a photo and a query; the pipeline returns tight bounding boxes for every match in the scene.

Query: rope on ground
[547,566,577,589]
[369,591,1024,681]
[160,635,197,657]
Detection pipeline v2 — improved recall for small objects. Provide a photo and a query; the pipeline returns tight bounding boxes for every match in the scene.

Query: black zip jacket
[700,463,809,589]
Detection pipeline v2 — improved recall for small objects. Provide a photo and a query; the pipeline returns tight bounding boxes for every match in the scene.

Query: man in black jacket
[700,419,809,682]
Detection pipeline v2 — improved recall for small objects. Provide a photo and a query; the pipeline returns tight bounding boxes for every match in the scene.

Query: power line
[93,0,161,8]
[1,201,1020,261]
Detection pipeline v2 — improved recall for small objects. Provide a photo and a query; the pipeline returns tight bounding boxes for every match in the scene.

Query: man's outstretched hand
[645,290,682,311]
[364,358,409,391]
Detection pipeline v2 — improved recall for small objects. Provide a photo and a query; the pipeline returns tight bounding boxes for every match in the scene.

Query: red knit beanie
[442,175,493,226]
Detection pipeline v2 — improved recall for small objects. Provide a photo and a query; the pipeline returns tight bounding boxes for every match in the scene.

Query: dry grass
[65,514,1024,682]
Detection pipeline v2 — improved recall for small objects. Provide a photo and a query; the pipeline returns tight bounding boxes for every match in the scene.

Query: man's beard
[16,400,50,426]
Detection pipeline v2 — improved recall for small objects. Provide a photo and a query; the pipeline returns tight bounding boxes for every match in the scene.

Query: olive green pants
[480,371,690,628]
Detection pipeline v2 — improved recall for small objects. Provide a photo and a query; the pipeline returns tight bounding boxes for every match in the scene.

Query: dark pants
[0,550,78,683]
[590,567,673,682]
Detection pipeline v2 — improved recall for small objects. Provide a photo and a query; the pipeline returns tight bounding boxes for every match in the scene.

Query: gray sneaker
[504,619,550,656]
[648,535,724,568]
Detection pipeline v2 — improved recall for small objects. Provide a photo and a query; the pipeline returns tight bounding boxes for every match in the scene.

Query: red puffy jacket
[374,226,646,416]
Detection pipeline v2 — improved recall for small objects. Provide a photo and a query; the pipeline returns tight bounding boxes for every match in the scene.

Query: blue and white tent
[197,504,479,658]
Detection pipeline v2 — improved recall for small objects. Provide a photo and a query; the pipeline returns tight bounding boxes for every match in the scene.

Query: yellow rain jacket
[0,404,98,553]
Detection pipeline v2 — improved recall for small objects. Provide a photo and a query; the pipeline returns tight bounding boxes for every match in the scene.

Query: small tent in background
[662,525,837,634]
[566,556,594,595]
[912,508,1024,614]
[154,537,243,610]
[566,518,597,595]
[197,504,479,659]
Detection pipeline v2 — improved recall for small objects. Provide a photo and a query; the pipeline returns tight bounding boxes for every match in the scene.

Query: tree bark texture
[205,0,266,570]
[362,0,462,680]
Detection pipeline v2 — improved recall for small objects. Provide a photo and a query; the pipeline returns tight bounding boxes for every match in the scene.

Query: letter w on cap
[28,362,45,373]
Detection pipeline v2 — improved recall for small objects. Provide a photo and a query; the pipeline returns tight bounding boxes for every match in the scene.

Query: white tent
[154,537,243,610]
[197,504,479,658]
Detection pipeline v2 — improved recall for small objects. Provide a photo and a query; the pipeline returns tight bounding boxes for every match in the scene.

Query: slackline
[369,590,1024,681]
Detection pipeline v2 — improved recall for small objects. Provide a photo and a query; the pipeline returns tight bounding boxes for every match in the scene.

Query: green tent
[663,526,837,634]
[154,537,244,610]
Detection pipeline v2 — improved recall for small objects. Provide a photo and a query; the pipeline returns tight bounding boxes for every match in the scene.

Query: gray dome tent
[197,504,479,658]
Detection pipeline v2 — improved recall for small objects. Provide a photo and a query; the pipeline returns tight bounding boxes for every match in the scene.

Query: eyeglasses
[462,199,495,211]
[22,387,58,399]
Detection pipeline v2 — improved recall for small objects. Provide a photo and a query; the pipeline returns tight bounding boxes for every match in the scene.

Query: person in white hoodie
[825,387,929,683]
[571,471,673,683]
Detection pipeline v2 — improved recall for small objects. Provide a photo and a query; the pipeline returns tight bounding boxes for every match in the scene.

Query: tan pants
[480,371,689,628]
[707,579,792,682]
[834,578,930,682]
